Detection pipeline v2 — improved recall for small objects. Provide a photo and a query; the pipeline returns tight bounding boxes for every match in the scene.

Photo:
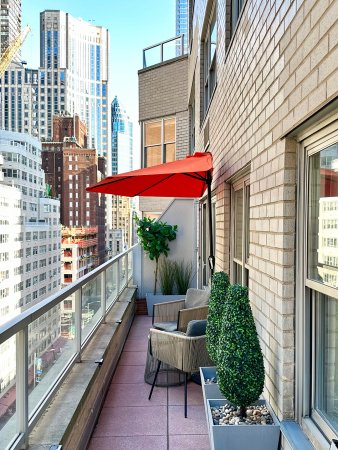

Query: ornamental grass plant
[174,260,193,295]
[158,257,176,295]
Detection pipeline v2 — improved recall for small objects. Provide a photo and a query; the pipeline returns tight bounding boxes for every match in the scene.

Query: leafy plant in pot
[135,216,177,295]
[206,284,280,450]
[217,284,265,418]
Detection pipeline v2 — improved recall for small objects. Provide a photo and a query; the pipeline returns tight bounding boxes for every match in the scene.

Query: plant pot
[200,367,225,437]
[207,399,280,450]
[145,293,184,316]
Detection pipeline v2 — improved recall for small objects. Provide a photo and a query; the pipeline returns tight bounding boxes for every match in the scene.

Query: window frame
[230,174,250,286]
[202,4,217,117]
[297,116,338,443]
[142,117,176,168]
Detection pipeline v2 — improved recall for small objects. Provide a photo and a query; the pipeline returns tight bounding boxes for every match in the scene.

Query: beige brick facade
[138,55,190,215]
[189,0,338,443]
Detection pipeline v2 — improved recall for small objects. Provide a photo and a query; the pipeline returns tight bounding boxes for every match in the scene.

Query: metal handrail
[142,34,185,68]
[0,244,137,450]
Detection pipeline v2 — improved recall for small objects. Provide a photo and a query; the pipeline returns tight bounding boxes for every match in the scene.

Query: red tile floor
[87,315,210,449]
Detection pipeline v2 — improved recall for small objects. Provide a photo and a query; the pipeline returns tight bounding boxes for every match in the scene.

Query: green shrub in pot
[206,271,230,364]
[217,284,265,419]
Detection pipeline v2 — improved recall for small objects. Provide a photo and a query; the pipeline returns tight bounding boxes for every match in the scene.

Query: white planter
[145,293,184,316]
[207,399,280,450]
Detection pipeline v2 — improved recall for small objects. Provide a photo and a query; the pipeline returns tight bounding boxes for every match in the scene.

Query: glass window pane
[164,118,175,142]
[308,143,338,289]
[165,143,175,162]
[315,294,338,432]
[145,121,161,146]
[145,146,161,167]
[210,13,217,63]
[234,188,243,260]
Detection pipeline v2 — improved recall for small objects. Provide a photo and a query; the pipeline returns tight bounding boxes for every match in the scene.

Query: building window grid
[143,117,176,168]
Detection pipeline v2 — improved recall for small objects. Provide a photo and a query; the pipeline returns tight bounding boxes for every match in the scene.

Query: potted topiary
[134,216,179,315]
[207,284,280,450]
[201,272,230,430]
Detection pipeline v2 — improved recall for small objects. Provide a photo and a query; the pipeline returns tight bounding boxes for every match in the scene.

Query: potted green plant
[174,260,193,295]
[207,284,280,450]
[135,216,179,315]
[158,257,176,295]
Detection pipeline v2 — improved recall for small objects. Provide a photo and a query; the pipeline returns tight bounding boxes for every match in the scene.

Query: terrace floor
[87,315,210,449]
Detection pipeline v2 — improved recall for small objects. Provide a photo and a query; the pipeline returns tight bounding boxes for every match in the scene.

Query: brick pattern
[189,0,338,422]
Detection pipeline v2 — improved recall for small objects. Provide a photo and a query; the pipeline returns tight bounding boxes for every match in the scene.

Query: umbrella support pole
[207,175,215,276]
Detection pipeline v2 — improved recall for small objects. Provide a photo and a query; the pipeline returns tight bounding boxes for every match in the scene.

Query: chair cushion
[153,321,178,332]
[185,288,210,309]
[186,319,207,336]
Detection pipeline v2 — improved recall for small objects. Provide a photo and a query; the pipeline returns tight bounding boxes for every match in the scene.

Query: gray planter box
[200,367,224,401]
[207,399,280,450]
[145,293,184,316]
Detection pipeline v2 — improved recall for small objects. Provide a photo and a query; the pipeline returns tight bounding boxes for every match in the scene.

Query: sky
[21,0,176,162]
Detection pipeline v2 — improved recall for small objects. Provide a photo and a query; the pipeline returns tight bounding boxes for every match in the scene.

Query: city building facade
[0,11,109,161]
[176,0,189,53]
[0,0,21,57]
[185,0,338,448]
[0,130,61,393]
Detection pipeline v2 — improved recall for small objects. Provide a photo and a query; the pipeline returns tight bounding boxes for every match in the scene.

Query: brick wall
[189,0,338,422]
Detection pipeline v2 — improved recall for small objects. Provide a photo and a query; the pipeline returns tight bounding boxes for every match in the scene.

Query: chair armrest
[149,328,212,372]
[152,299,185,324]
[177,305,208,332]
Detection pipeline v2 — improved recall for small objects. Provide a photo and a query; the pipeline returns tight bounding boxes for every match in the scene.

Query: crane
[0,25,31,78]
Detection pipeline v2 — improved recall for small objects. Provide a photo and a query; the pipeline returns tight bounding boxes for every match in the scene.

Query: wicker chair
[148,322,213,417]
[152,288,210,333]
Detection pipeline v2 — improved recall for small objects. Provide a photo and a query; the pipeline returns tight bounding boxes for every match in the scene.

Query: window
[298,122,338,442]
[231,174,250,286]
[143,118,176,167]
[203,5,217,115]
[231,0,245,35]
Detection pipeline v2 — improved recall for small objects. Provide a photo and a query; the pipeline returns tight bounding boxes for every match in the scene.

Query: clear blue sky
[21,0,175,122]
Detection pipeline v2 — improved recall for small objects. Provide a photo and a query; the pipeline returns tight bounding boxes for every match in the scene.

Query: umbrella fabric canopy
[86,151,215,272]
[86,152,213,198]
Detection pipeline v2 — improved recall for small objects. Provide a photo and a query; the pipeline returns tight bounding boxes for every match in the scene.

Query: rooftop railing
[0,245,135,450]
[142,34,186,68]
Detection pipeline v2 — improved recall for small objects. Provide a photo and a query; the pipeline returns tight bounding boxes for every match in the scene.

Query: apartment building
[138,0,338,447]
[186,0,338,448]
[0,0,21,57]
[0,130,61,393]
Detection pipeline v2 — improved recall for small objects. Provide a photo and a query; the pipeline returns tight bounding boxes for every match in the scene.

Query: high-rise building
[0,11,109,161]
[41,114,107,266]
[111,96,133,175]
[0,0,22,57]
[39,10,109,159]
[109,96,133,254]
[0,130,61,391]
[176,0,188,53]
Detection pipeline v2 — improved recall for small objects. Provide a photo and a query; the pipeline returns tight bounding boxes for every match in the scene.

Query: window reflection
[308,143,338,289]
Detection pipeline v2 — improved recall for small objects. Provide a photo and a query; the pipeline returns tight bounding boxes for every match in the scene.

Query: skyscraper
[176,0,188,53]
[0,0,22,57]
[40,10,109,159]
[110,96,133,254]
[111,96,133,175]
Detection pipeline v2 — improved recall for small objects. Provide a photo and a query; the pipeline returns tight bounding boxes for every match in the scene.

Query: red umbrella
[86,152,215,271]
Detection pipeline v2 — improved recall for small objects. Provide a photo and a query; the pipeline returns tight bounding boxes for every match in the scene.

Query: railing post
[101,270,106,322]
[117,258,121,296]
[143,49,146,68]
[16,327,28,448]
[160,42,163,63]
[125,252,129,286]
[74,289,82,362]
[181,34,184,55]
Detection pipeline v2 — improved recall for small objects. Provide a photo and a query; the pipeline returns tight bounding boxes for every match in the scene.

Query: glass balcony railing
[0,245,136,450]
[142,34,186,68]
